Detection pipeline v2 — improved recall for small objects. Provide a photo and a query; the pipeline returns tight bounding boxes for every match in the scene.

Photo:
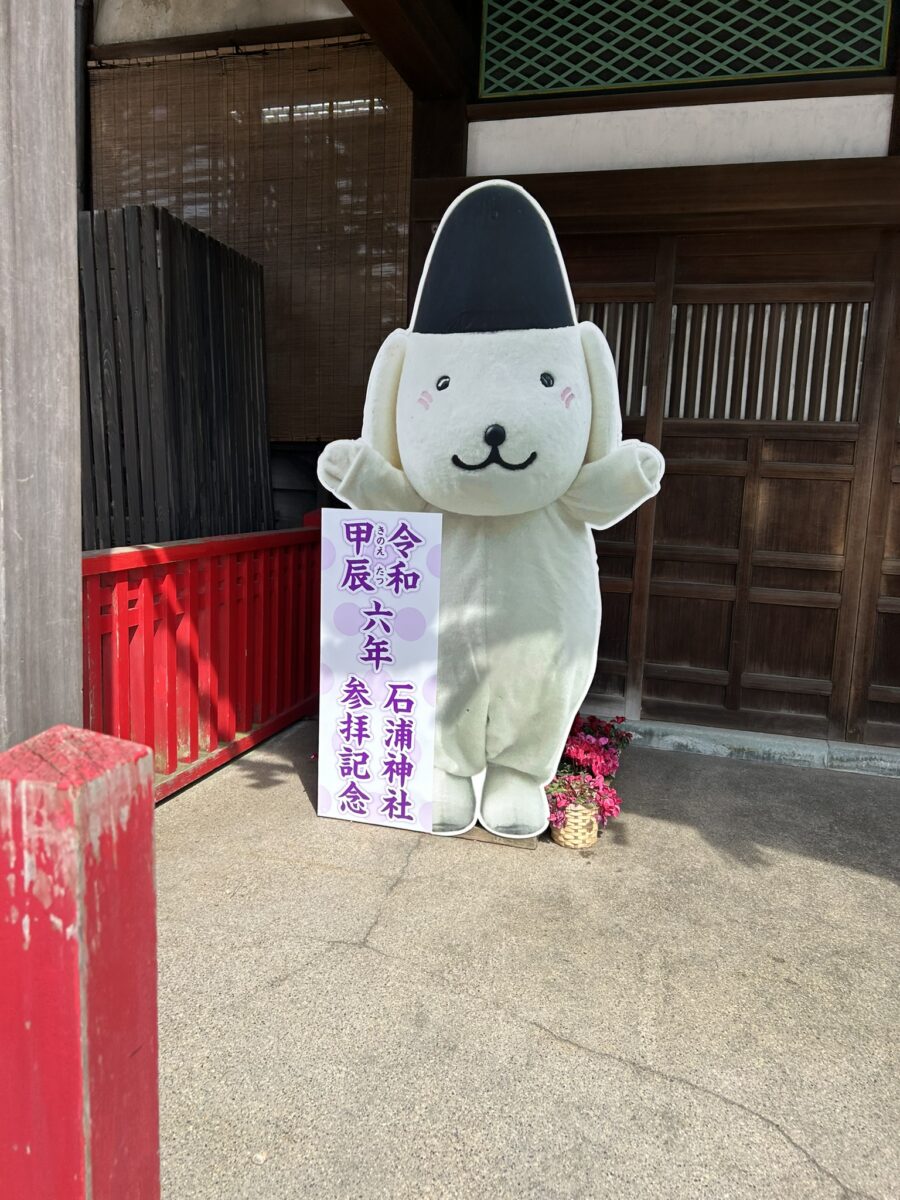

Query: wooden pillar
[340,0,475,312]
[845,233,900,741]
[0,725,159,1200]
[408,94,469,312]
[75,0,94,212]
[624,239,676,720]
[0,2,82,749]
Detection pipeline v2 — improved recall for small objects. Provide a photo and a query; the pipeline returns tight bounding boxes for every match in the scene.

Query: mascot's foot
[479,764,549,839]
[431,768,477,836]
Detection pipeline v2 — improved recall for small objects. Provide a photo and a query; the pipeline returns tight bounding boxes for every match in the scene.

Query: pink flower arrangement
[545,715,632,832]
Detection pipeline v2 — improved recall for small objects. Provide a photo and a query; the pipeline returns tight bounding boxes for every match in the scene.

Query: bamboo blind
[89,37,412,441]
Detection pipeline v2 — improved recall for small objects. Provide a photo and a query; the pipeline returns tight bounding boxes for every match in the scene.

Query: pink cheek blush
[560,386,575,409]
[417,390,434,410]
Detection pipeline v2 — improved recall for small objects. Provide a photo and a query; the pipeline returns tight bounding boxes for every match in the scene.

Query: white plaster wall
[94,0,350,45]
[467,94,893,175]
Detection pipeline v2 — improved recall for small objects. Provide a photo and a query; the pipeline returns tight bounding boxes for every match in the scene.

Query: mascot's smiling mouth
[451,423,538,472]
[452,447,538,472]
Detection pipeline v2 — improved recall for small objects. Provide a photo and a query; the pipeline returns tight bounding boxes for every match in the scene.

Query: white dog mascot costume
[318,180,664,839]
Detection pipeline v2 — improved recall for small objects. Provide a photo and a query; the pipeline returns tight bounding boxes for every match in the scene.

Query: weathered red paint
[82,520,321,801]
[0,724,158,1200]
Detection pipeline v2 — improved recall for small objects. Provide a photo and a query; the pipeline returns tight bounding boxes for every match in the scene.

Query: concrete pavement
[155,720,900,1199]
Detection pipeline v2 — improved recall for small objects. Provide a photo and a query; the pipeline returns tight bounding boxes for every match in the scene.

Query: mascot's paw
[636,444,665,488]
[317,438,363,495]
[431,768,477,836]
[480,764,549,839]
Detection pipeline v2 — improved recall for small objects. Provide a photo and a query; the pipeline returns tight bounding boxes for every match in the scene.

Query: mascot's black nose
[484,424,506,447]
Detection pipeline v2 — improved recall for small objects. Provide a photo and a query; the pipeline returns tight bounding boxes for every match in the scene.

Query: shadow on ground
[224,724,320,813]
[615,743,899,882]
[226,718,899,882]
[153,719,900,1200]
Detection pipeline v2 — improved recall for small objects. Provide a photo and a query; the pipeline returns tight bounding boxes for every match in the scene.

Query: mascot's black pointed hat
[410,180,576,334]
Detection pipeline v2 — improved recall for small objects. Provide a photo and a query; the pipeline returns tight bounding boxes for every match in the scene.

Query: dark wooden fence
[78,205,274,550]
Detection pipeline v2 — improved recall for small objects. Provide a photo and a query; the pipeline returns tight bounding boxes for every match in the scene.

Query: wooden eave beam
[342,0,475,98]
[411,157,900,234]
[89,17,362,61]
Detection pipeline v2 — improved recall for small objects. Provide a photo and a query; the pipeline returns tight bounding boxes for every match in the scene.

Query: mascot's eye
[436,375,450,391]
[540,372,555,387]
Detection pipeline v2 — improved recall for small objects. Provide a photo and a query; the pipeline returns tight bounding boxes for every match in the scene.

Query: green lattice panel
[480,1,893,99]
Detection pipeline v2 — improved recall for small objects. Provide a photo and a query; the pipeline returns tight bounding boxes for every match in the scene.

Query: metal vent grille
[665,302,869,422]
[579,301,653,419]
[481,1,892,99]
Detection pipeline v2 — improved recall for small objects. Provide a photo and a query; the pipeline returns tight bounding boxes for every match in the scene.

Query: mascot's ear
[580,320,623,463]
[360,328,408,469]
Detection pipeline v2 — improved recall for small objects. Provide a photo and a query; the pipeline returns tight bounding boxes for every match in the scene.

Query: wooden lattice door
[570,228,900,744]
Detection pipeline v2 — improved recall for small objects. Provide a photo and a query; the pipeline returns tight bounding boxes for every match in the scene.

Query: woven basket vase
[550,803,599,849]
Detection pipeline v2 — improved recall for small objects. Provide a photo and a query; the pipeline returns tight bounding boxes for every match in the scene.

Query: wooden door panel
[755,478,851,555]
[602,509,639,545]
[751,565,843,592]
[643,678,727,709]
[762,438,855,464]
[884,470,900,559]
[676,252,877,287]
[871,613,900,687]
[741,688,830,718]
[664,434,746,459]
[646,596,732,670]
[862,437,900,743]
[652,560,736,584]
[598,554,634,580]
[675,228,881,261]
[744,605,838,679]
[653,474,744,547]
[595,589,630,699]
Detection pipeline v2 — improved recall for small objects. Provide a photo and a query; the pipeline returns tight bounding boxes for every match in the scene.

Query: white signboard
[318,508,442,833]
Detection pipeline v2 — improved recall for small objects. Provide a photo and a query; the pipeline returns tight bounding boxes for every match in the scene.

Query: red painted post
[0,725,159,1200]
[220,553,237,744]
[161,567,178,773]
[284,544,297,707]
[251,550,266,726]
[268,547,282,719]
[138,573,156,755]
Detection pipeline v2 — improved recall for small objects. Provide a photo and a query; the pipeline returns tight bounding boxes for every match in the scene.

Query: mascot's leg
[430,647,488,837]
[480,634,595,839]
[480,764,548,838]
[479,695,561,839]
[431,769,477,836]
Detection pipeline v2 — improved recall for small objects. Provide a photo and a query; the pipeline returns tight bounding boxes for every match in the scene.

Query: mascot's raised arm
[318,180,664,838]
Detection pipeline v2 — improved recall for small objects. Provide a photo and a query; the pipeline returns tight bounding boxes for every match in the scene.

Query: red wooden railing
[82,517,320,800]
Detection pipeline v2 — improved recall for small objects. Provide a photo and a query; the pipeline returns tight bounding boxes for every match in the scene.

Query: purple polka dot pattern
[418,802,433,832]
[423,674,437,706]
[333,602,361,636]
[426,544,441,577]
[318,786,332,815]
[367,675,387,707]
[320,537,336,570]
[394,606,426,642]
[320,662,334,693]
